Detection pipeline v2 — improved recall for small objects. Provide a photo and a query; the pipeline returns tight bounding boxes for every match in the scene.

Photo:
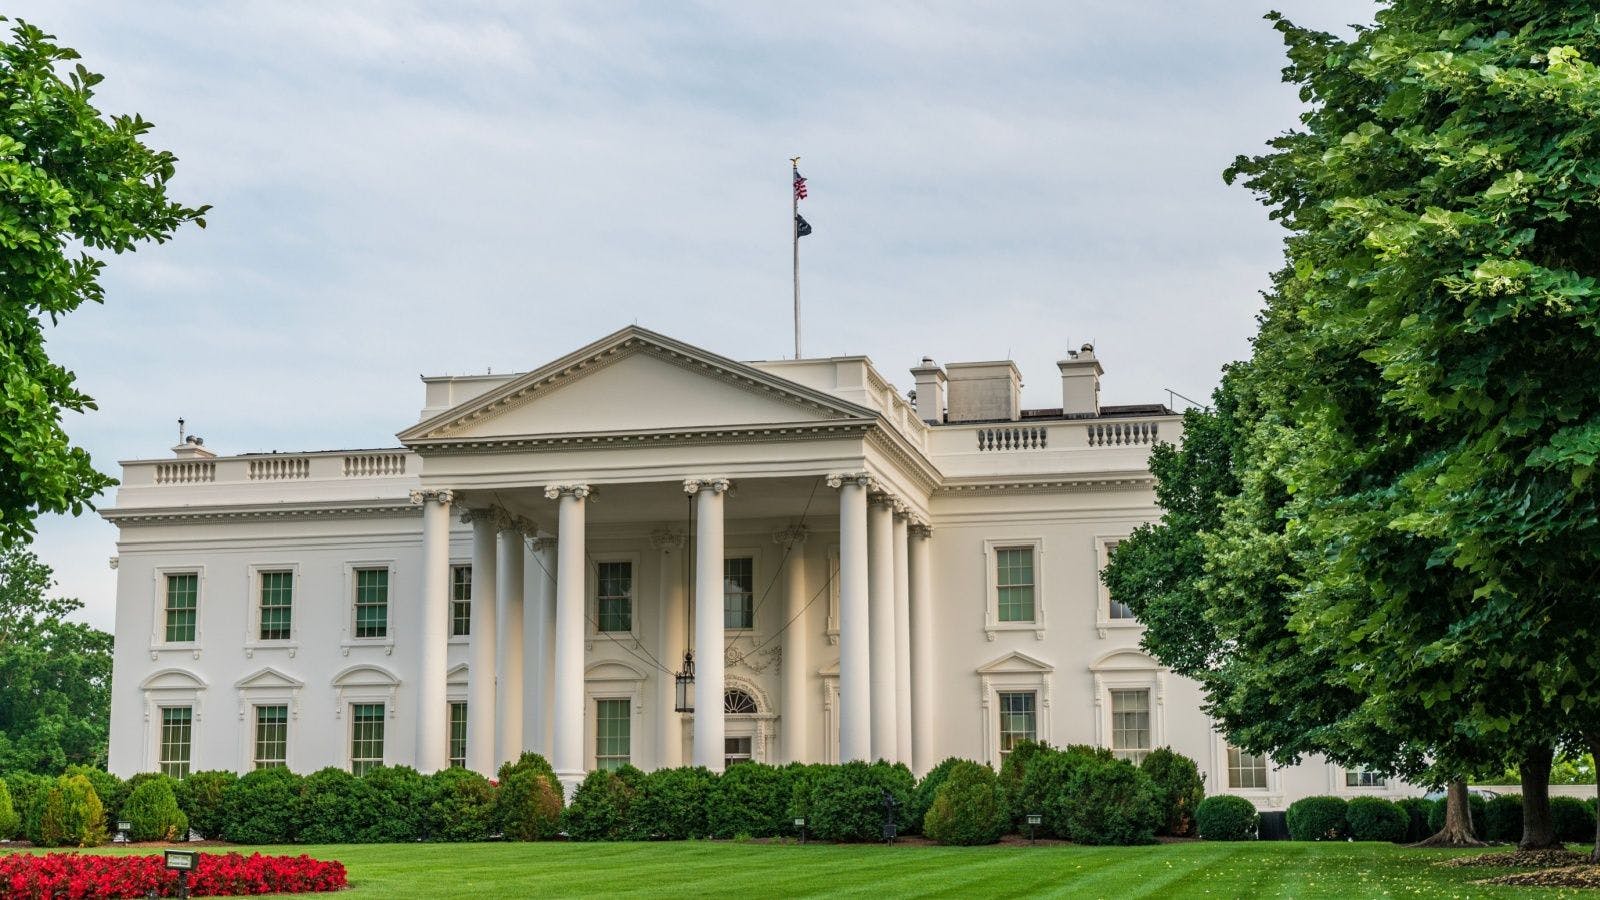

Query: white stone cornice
[773,524,809,547]
[683,477,732,495]
[650,527,687,550]
[409,488,455,506]
[103,499,423,526]
[544,484,592,501]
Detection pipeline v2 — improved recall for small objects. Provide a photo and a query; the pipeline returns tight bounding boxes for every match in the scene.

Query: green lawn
[6,841,1588,898]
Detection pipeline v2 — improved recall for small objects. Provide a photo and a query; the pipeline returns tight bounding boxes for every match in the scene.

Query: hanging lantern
[674,650,695,713]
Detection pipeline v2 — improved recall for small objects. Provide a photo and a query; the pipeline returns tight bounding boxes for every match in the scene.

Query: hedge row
[1282,793,1599,843]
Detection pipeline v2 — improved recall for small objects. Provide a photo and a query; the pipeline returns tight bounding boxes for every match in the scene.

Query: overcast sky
[12,1,1376,629]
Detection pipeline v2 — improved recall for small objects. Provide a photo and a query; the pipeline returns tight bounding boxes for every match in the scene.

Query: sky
[10,1,1378,630]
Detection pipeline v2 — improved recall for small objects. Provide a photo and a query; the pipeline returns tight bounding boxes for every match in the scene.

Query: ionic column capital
[826,472,874,490]
[544,483,592,501]
[909,521,934,539]
[409,488,455,506]
[868,491,899,511]
[650,527,687,550]
[773,524,809,547]
[683,477,732,495]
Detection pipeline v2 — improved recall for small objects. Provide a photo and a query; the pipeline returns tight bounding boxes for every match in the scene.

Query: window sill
[244,640,298,659]
[340,638,395,656]
[149,643,201,661]
[448,635,470,645]
[984,622,1044,642]
[1095,621,1145,639]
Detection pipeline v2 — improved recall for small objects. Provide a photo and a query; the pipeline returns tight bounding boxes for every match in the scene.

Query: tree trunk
[1519,743,1562,850]
[1413,779,1486,848]
[1588,733,1600,863]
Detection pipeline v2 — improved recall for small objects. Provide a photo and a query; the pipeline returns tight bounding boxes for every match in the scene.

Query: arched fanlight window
[724,689,759,715]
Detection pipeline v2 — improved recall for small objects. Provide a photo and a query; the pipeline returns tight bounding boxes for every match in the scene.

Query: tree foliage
[0,18,207,545]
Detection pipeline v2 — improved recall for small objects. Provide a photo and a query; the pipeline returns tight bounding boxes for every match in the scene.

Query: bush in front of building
[107,772,166,838]
[1551,795,1591,843]
[122,775,188,842]
[298,767,380,844]
[498,769,564,841]
[803,760,915,843]
[30,773,107,847]
[1027,744,1116,839]
[564,766,643,841]
[220,767,304,844]
[997,740,1053,831]
[707,761,790,838]
[358,765,428,842]
[63,765,121,829]
[1058,756,1162,846]
[1482,793,1522,843]
[1393,797,1433,843]
[0,777,18,839]
[1140,747,1205,837]
[425,767,496,842]
[176,770,237,840]
[907,757,965,838]
[1425,792,1486,838]
[1195,794,1258,840]
[922,760,1008,846]
[628,765,715,840]
[496,752,562,797]
[1345,797,1407,843]
[1286,795,1349,841]
[7,773,53,843]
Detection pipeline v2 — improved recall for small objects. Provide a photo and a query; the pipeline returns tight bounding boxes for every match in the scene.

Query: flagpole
[791,156,801,359]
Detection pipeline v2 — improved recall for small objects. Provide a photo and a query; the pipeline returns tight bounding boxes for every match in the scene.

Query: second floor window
[995,548,1035,623]
[724,557,754,629]
[354,569,389,639]
[164,573,198,643]
[450,565,472,637]
[596,562,632,633]
[259,571,293,641]
[1104,540,1134,620]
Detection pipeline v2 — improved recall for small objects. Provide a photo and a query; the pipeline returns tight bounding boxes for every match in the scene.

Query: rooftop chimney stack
[171,434,216,460]
[910,357,948,423]
[944,360,1022,423]
[1057,344,1103,418]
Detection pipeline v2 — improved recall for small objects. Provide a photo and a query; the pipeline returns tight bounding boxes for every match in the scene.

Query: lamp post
[164,849,200,899]
[1026,813,1042,845]
[794,816,807,845]
[674,650,695,713]
[881,790,899,844]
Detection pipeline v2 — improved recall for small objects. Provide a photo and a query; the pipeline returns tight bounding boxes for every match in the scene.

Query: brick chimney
[1057,344,1102,417]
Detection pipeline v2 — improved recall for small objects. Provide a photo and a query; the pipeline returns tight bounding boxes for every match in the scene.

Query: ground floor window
[725,736,753,768]
[1345,769,1386,788]
[998,691,1037,757]
[448,701,468,768]
[595,698,630,771]
[350,703,385,776]
[159,706,192,778]
[254,705,288,769]
[1227,745,1267,789]
[1110,689,1151,764]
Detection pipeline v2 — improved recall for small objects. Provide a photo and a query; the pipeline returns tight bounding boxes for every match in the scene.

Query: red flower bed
[0,851,348,898]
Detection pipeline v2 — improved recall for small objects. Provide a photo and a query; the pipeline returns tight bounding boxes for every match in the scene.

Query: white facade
[103,326,1407,808]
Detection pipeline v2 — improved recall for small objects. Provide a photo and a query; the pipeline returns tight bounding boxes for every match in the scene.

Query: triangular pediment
[400,326,875,444]
[976,651,1053,675]
[234,667,304,691]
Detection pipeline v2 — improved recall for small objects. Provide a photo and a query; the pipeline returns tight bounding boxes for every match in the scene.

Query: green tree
[0,17,207,546]
[0,545,112,773]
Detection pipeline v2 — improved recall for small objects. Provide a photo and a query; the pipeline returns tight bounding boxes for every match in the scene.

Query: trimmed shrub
[1551,795,1590,843]
[922,760,1007,845]
[8,773,53,844]
[0,778,19,840]
[908,757,964,839]
[498,770,563,841]
[497,752,561,796]
[1059,757,1161,846]
[220,767,303,844]
[425,768,496,842]
[176,770,236,840]
[298,767,377,844]
[1141,748,1205,837]
[1028,745,1116,839]
[106,773,166,838]
[63,766,121,829]
[1394,797,1434,843]
[122,776,187,842]
[1426,792,1487,838]
[998,740,1054,830]
[629,766,715,840]
[1482,794,1522,843]
[1286,796,1348,841]
[1195,795,1258,840]
[564,767,642,841]
[1346,797,1406,843]
[708,762,789,838]
[32,774,106,847]
[805,761,915,843]
[359,765,429,842]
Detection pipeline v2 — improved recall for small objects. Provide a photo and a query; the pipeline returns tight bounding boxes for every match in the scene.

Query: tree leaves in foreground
[0,544,112,773]
[0,17,208,547]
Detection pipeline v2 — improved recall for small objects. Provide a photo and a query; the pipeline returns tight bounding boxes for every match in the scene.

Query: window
[725,737,753,768]
[448,702,468,768]
[164,573,198,643]
[723,557,755,629]
[354,569,389,639]
[998,691,1037,757]
[258,571,293,641]
[1104,541,1134,620]
[995,548,1035,623]
[595,698,630,770]
[724,689,759,715]
[1346,769,1387,788]
[1110,689,1151,764]
[350,703,385,775]
[159,706,192,778]
[450,565,472,638]
[254,705,288,769]
[1228,746,1268,789]
[596,562,632,633]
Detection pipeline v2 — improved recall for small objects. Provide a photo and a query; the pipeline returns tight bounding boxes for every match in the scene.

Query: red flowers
[0,851,348,898]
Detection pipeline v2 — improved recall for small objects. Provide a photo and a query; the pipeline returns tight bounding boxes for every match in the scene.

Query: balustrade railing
[154,461,216,484]
[977,426,1048,451]
[248,457,311,480]
[343,453,407,477]
[1086,421,1159,447]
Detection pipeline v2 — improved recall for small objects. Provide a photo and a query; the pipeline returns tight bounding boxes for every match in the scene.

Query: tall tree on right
[1224,3,1600,854]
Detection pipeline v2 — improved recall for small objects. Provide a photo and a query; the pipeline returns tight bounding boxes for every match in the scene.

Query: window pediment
[976,651,1053,676]
[331,663,400,688]
[234,667,303,691]
[1089,649,1161,673]
[141,668,207,691]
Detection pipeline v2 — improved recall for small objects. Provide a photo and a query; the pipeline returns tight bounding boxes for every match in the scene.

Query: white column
[867,493,898,763]
[496,523,525,768]
[412,488,454,772]
[653,528,688,769]
[521,538,549,758]
[909,522,934,776]
[892,511,912,766]
[829,473,872,763]
[686,477,730,771]
[777,525,809,763]
[467,514,499,775]
[546,484,590,796]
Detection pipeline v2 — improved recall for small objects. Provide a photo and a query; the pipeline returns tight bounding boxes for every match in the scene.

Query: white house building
[102,325,1404,808]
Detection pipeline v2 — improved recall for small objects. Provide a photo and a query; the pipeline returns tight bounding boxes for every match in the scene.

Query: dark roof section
[943,404,1175,426]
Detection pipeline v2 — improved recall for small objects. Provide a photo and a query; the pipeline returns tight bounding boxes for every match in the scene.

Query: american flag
[793,170,808,200]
